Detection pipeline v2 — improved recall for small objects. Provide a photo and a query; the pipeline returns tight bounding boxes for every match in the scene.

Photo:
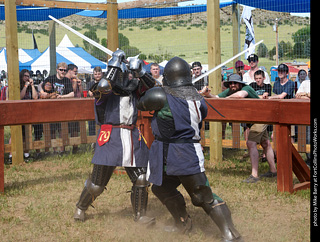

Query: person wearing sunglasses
[39,62,74,99]
[243,54,270,85]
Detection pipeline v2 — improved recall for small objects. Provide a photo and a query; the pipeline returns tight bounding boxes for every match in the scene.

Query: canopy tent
[20,46,107,73]
[19,34,106,73]
[58,34,75,48]
[0,48,41,72]
[0,1,309,22]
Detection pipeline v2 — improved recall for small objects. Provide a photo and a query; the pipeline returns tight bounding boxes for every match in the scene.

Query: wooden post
[107,0,119,59]
[207,0,222,163]
[276,124,293,193]
[232,3,240,72]
[49,21,57,75]
[5,0,24,165]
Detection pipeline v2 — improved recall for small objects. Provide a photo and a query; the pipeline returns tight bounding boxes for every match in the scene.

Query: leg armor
[74,165,115,221]
[180,173,242,242]
[152,176,192,234]
[125,167,155,225]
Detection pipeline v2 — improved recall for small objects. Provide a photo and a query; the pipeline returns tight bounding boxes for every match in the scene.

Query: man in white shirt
[243,54,270,85]
[150,63,163,85]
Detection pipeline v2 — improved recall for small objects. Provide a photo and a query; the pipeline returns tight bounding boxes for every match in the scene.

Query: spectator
[65,64,82,154]
[235,60,245,78]
[295,71,310,99]
[40,62,74,154]
[39,62,74,99]
[250,70,272,99]
[192,61,208,91]
[87,66,104,141]
[250,70,273,162]
[8,70,39,163]
[20,69,38,100]
[150,63,163,85]
[200,73,257,98]
[39,81,59,154]
[295,69,308,92]
[269,63,295,99]
[88,66,103,98]
[243,54,270,85]
[66,64,83,98]
[202,74,277,183]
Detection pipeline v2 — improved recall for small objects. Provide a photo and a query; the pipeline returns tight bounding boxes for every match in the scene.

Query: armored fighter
[74,50,158,225]
[137,57,242,241]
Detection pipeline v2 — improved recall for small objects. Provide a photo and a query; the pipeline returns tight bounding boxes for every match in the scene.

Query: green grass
[0,148,310,242]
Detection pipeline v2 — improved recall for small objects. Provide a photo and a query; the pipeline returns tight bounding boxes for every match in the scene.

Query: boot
[163,193,192,234]
[209,201,242,242]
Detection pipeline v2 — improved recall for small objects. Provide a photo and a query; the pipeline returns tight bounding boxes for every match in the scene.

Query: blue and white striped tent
[0,48,42,72]
[20,35,107,73]
[20,46,107,74]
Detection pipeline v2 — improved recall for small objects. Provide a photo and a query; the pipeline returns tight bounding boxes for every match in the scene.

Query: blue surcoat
[91,93,149,168]
[147,93,208,186]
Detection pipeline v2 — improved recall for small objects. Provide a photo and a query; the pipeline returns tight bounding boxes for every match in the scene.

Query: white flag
[241,6,255,59]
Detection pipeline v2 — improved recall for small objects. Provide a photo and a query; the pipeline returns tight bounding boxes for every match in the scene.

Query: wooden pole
[232,3,240,72]
[275,18,279,66]
[49,21,57,75]
[207,0,222,163]
[5,0,24,165]
[107,0,119,59]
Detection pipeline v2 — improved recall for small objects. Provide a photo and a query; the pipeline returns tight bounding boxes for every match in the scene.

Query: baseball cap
[192,62,202,69]
[235,60,244,68]
[247,54,259,62]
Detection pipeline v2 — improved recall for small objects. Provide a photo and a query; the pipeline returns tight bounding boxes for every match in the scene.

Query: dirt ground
[0,149,310,241]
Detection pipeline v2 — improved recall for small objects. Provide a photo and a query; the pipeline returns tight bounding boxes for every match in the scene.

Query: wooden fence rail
[0,98,310,193]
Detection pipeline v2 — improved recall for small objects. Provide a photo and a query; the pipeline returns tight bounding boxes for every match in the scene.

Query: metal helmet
[163,57,192,87]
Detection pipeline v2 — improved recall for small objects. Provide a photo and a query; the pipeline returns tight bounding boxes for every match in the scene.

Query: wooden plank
[61,122,69,147]
[297,125,307,153]
[204,99,280,124]
[2,0,108,10]
[80,121,87,144]
[291,143,310,182]
[43,123,52,148]
[1,0,190,10]
[293,182,310,192]
[232,123,240,148]
[276,124,293,193]
[278,99,310,125]
[118,0,190,10]
[0,99,95,126]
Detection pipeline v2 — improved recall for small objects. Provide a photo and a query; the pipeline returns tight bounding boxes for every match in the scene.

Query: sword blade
[192,40,264,84]
[48,15,114,56]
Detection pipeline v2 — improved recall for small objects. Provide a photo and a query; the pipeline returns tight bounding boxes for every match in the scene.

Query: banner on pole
[241,6,255,59]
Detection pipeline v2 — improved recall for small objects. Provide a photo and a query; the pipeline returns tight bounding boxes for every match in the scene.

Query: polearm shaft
[192,40,264,84]
[48,15,114,56]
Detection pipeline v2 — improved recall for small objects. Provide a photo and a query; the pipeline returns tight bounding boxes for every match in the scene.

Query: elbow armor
[137,87,167,111]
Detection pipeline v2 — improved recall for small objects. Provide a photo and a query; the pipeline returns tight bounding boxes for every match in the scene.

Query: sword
[192,40,264,84]
[48,15,114,56]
